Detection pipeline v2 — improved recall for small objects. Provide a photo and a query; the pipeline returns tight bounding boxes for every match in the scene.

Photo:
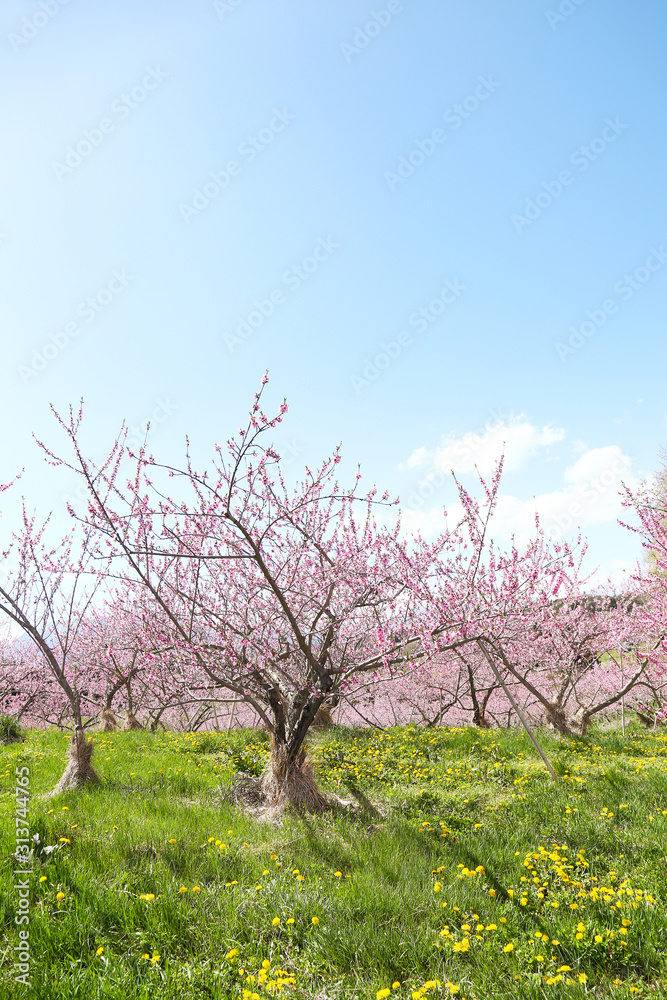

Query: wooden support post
[227,699,237,734]
[477,640,558,781]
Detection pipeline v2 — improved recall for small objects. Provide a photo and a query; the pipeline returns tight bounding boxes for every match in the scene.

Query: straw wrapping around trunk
[99,709,118,731]
[311,704,333,729]
[124,711,143,730]
[54,728,99,793]
[261,739,329,813]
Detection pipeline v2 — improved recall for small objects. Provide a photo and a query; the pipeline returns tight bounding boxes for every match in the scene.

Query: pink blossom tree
[619,467,667,718]
[41,384,457,809]
[400,463,660,738]
[0,505,107,789]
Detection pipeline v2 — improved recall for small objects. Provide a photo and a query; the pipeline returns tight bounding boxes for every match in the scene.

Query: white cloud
[564,445,629,486]
[404,416,565,478]
[401,505,453,538]
[404,446,429,470]
[591,558,638,589]
[398,415,640,578]
[401,444,636,546]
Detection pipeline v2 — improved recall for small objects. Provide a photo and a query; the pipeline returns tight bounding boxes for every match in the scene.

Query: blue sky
[1,0,665,579]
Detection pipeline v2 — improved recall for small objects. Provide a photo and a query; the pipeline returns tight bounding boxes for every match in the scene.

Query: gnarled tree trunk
[260,693,330,812]
[545,703,580,735]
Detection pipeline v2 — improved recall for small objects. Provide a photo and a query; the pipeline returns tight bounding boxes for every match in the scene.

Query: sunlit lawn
[1,723,667,998]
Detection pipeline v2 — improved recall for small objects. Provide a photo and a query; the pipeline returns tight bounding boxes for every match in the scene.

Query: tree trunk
[257,686,336,812]
[311,704,333,729]
[472,706,492,728]
[544,703,589,736]
[54,727,99,793]
[124,710,143,730]
[99,708,118,731]
[545,703,576,735]
[456,649,492,728]
[261,731,329,813]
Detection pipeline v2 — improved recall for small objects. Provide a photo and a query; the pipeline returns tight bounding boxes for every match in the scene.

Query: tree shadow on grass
[297,777,589,971]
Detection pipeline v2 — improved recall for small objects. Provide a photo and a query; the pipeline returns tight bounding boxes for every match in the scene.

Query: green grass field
[1,723,667,999]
